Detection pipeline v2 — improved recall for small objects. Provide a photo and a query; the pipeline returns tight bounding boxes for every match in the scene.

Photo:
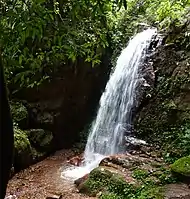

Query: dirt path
[6,150,96,199]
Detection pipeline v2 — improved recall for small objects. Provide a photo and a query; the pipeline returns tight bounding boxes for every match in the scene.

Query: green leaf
[19,55,23,64]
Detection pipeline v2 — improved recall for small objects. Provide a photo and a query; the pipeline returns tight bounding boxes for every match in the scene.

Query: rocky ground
[6,146,190,199]
[6,149,95,199]
[75,148,190,199]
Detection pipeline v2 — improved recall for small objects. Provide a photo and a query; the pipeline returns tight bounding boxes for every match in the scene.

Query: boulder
[171,156,190,177]
[99,153,154,169]
[67,155,84,166]
[27,129,53,152]
[74,174,89,186]
[13,127,51,171]
[77,166,131,196]
[14,127,33,171]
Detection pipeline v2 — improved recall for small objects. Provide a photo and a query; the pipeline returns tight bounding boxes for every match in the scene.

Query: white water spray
[62,28,158,180]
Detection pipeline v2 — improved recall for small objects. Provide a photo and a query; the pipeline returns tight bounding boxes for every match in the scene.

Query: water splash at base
[61,154,105,180]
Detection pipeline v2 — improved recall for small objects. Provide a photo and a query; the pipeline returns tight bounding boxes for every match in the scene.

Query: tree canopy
[0,0,189,91]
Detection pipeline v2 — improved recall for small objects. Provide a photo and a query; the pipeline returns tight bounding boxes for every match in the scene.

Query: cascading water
[62,28,159,180]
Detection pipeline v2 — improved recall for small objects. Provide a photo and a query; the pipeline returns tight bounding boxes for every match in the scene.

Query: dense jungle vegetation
[0,0,189,91]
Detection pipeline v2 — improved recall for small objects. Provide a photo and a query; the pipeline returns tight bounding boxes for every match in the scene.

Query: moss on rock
[77,156,182,199]
[79,167,113,196]
[135,24,190,156]
[171,156,190,177]
[13,127,49,171]
[136,186,164,199]
[14,127,33,171]
[10,101,28,128]
[79,167,133,197]
[78,166,165,198]
[27,129,53,152]
[14,127,31,154]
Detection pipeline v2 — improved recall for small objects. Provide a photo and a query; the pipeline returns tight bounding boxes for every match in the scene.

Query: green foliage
[10,101,28,125]
[1,0,189,91]
[157,167,178,184]
[14,126,31,153]
[13,125,46,170]
[132,166,177,186]
[27,129,53,152]
[162,122,190,163]
[132,169,149,180]
[137,120,190,163]
[110,0,190,64]
[171,156,190,177]
[101,193,121,199]
[136,187,164,199]
[0,0,128,91]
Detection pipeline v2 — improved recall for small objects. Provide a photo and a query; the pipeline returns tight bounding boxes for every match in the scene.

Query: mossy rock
[14,127,33,171]
[171,156,190,177]
[10,101,28,128]
[13,127,47,171]
[79,166,133,197]
[27,129,53,152]
[78,165,176,198]
[79,167,113,196]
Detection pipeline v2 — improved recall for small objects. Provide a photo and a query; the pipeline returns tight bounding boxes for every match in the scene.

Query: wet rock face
[74,174,89,187]
[134,25,190,144]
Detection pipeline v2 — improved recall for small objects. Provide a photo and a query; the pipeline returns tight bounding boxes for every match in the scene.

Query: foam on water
[61,154,105,180]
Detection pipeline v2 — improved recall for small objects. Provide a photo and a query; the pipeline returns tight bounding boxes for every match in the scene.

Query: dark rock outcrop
[13,127,53,172]
[134,23,190,157]
[27,129,53,152]
[10,101,28,128]
[14,127,34,171]
[13,56,111,149]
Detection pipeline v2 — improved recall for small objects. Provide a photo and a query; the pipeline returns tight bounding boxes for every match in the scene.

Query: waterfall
[84,28,157,163]
[62,28,159,180]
